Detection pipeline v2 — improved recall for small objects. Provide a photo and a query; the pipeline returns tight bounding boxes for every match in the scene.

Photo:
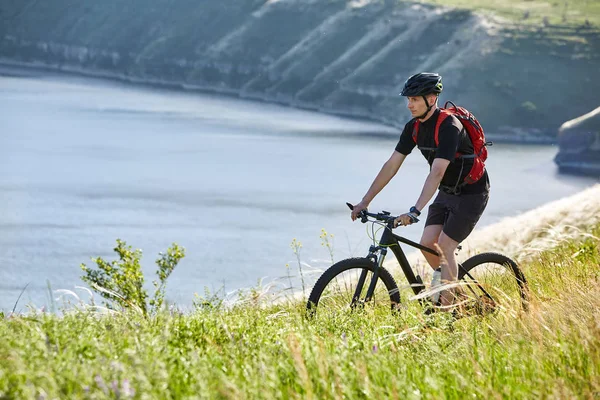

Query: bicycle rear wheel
[306,257,400,316]
[457,252,529,314]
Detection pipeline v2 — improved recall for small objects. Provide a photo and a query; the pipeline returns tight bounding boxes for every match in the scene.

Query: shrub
[80,239,185,316]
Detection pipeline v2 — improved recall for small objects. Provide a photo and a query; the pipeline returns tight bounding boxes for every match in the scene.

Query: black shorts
[425,190,489,243]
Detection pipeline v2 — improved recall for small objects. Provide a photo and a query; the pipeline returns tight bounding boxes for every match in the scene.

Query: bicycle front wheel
[306,257,401,316]
[458,252,529,314]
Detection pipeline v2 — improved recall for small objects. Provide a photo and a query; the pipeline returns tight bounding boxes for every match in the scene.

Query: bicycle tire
[458,252,529,313]
[306,257,401,315]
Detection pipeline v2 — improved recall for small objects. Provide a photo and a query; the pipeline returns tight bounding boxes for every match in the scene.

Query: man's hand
[394,212,419,228]
[351,201,369,221]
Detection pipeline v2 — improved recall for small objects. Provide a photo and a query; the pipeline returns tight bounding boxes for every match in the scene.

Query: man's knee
[437,232,458,253]
[420,236,436,248]
[420,225,442,248]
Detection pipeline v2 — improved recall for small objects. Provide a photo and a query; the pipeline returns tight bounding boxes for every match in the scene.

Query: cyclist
[350,72,490,309]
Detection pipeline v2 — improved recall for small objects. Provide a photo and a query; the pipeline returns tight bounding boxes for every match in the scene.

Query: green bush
[80,239,185,316]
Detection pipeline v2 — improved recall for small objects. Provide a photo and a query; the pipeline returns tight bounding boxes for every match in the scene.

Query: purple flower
[111,380,120,397]
[372,344,378,354]
[95,375,108,395]
[121,379,135,398]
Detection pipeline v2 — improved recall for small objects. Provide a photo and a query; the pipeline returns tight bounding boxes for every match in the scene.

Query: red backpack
[412,101,491,185]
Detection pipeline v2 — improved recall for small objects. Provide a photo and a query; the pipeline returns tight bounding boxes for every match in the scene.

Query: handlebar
[346,202,419,225]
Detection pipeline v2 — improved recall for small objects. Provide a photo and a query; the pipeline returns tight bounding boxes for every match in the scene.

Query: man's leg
[420,192,447,270]
[437,231,459,307]
[435,191,489,308]
[420,224,443,269]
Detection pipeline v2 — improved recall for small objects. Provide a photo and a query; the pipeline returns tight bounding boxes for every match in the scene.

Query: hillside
[1,0,599,141]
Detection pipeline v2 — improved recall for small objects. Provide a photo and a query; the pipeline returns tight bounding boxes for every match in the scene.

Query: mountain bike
[306,203,529,316]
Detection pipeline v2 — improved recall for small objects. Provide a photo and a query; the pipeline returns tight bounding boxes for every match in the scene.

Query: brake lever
[348,202,369,223]
[360,211,368,223]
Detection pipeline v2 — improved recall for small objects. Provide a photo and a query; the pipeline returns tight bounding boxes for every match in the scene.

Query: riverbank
[0,60,401,137]
[0,61,565,144]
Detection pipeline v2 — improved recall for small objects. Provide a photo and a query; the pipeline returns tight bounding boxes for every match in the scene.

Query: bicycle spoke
[460,260,524,315]
[315,267,394,312]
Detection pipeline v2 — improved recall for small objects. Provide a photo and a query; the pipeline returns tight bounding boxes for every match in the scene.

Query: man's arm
[351,151,406,220]
[414,158,449,211]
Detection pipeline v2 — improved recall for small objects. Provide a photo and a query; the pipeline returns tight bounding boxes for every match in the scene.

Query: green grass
[415,0,600,27]
[1,225,599,399]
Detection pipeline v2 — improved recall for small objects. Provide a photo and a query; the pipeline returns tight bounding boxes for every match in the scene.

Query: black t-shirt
[395,108,490,195]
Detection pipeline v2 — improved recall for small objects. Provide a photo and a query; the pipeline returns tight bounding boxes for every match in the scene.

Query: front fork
[351,246,387,306]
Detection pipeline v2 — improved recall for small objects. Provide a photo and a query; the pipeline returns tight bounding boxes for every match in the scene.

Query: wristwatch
[409,206,421,216]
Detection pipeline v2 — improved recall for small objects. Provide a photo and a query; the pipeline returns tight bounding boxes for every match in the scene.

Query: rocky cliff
[555,107,600,176]
[1,0,599,141]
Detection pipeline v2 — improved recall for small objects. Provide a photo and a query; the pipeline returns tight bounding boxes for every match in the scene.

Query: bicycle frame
[355,219,436,306]
[355,218,494,307]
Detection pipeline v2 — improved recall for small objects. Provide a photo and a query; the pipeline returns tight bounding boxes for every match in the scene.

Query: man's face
[406,95,436,117]
[406,96,426,117]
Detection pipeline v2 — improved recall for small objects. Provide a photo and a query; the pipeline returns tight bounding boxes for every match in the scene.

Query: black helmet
[400,73,443,96]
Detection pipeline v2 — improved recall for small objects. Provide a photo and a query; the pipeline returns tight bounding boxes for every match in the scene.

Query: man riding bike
[350,72,490,309]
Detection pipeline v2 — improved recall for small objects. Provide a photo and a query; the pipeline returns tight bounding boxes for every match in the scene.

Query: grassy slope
[416,0,600,27]
[0,225,599,399]
[412,0,600,134]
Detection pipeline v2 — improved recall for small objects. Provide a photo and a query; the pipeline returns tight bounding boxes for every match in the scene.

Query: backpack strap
[411,119,420,143]
[412,119,437,152]
[435,109,477,159]
[413,111,449,146]
[433,110,451,147]
[413,111,464,156]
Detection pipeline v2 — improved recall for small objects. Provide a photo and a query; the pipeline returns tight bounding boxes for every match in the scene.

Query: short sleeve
[395,120,417,155]
[435,116,462,161]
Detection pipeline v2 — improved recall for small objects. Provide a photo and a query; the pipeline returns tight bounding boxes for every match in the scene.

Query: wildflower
[121,379,135,398]
[95,375,109,395]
